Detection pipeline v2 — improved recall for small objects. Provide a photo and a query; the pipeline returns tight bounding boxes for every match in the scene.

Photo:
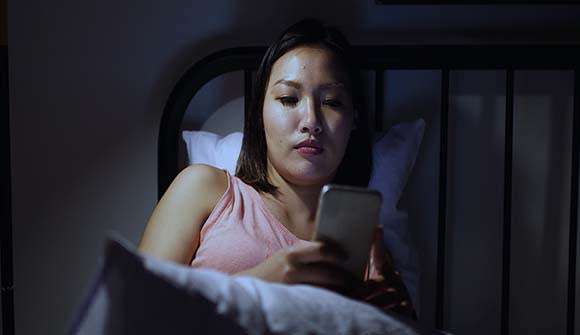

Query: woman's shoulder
[178,163,228,184]
[172,164,229,209]
[138,164,229,261]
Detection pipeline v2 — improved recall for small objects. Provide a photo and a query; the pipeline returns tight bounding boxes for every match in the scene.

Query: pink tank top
[190,171,308,274]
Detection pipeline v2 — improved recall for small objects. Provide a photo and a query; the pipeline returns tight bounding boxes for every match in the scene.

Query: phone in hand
[312,184,382,280]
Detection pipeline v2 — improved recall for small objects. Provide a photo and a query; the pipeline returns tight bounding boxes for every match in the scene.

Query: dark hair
[236,18,372,194]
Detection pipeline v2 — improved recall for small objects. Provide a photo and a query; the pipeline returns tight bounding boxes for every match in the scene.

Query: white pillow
[182,119,425,308]
[182,131,243,175]
[69,236,429,334]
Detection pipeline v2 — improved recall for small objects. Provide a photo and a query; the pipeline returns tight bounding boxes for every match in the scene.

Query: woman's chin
[284,167,334,187]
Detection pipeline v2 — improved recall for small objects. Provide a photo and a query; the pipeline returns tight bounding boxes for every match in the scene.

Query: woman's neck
[263,165,327,239]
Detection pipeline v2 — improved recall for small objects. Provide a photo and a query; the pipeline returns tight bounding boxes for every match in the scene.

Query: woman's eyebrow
[319,82,345,89]
[273,79,301,89]
[273,79,345,89]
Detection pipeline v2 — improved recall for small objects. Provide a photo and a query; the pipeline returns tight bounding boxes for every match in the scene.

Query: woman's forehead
[268,46,349,89]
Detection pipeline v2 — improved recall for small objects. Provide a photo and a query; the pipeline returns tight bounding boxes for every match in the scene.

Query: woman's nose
[300,124,322,134]
[300,100,322,135]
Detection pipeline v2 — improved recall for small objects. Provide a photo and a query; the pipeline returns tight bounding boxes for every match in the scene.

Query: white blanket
[70,236,429,335]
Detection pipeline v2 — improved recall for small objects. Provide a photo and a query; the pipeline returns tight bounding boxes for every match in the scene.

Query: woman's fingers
[237,240,353,288]
[287,240,347,265]
[281,240,358,290]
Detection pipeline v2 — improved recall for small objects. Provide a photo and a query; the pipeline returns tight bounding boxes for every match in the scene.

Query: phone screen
[313,184,382,279]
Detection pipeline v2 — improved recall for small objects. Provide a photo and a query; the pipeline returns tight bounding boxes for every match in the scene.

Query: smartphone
[312,184,382,279]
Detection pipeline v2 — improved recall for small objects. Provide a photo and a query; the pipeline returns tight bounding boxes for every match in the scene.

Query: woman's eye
[323,99,343,108]
[278,96,298,107]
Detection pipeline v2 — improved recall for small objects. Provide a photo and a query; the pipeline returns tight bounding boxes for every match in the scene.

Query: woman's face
[263,46,354,186]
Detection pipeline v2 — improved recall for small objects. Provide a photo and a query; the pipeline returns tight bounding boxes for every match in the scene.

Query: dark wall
[6,0,580,333]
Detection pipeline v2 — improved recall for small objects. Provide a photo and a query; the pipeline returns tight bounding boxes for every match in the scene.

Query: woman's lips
[296,146,323,155]
[294,139,324,156]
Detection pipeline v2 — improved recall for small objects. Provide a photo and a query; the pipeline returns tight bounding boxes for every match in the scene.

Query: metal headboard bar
[353,45,580,70]
[160,45,580,197]
[159,44,580,332]
[158,47,265,199]
[435,68,450,329]
[1,45,15,335]
[376,0,580,4]
[567,69,580,335]
[501,68,515,335]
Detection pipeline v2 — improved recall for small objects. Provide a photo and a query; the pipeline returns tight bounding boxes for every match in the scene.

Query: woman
[139,18,415,318]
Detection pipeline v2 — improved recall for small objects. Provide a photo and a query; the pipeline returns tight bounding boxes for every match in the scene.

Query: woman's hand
[234,240,359,292]
[368,225,394,280]
[359,225,418,320]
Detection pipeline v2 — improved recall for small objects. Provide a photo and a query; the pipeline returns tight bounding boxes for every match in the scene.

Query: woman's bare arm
[138,164,228,264]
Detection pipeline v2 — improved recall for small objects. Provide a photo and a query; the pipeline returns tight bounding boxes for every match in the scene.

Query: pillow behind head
[182,131,243,175]
[369,119,426,215]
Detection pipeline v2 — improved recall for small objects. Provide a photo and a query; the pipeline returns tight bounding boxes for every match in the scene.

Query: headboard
[158,44,580,334]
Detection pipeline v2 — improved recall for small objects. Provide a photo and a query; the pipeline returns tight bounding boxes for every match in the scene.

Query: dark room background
[5,0,580,334]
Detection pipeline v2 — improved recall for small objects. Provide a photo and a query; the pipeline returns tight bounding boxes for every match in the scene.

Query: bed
[156,44,580,334]
[61,43,580,334]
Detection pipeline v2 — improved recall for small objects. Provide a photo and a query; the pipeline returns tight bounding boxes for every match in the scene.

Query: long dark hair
[236,18,372,195]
